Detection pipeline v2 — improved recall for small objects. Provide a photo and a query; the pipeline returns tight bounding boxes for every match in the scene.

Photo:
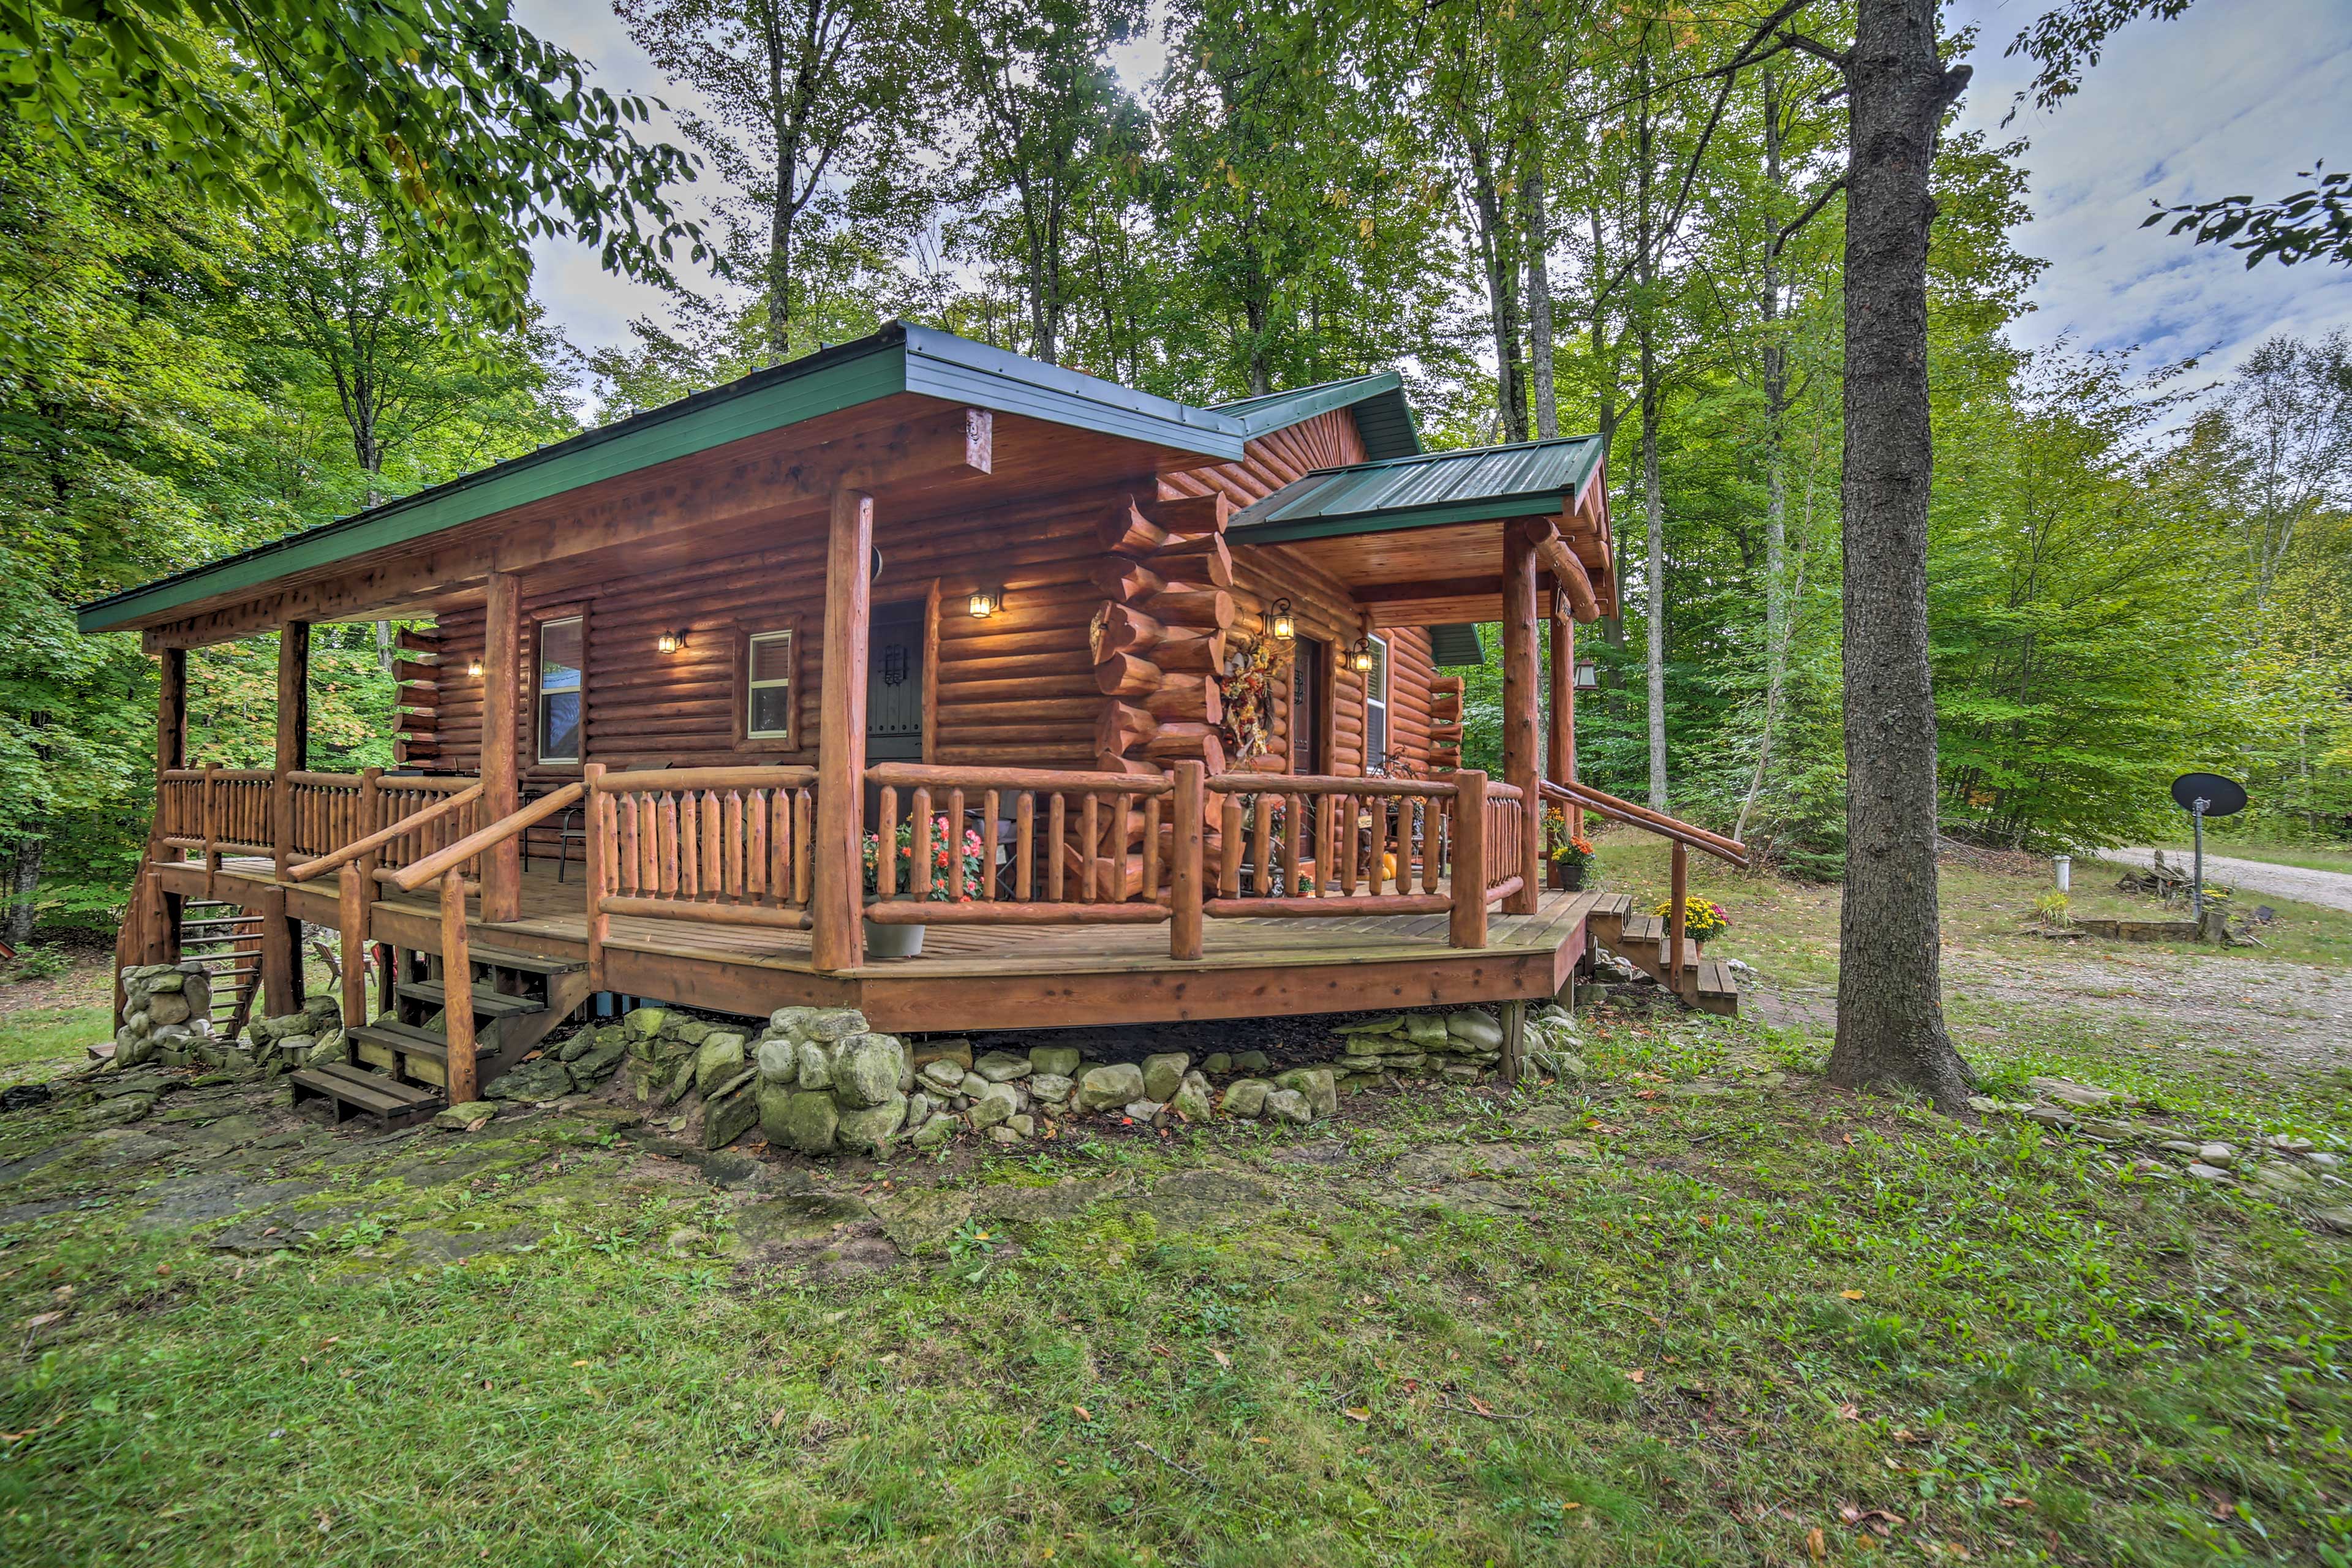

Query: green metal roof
[1428,624,1487,666]
[1212,372,1422,461]
[87,323,1423,636]
[1227,434,1607,544]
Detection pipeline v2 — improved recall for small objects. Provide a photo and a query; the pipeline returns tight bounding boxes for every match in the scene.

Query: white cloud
[1950,0,2352,377]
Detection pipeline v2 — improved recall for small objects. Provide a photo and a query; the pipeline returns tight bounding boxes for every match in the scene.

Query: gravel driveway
[2098,847,2352,914]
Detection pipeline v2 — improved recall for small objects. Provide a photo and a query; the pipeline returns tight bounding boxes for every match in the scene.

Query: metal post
[2052,854,2070,892]
[2191,797,2207,924]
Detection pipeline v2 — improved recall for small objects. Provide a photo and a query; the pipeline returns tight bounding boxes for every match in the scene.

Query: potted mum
[862,815,986,957]
[1654,897,1729,949]
[1547,828,1594,891]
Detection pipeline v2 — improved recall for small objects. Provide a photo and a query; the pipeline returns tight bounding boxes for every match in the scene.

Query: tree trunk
[1635,43,1667,812]
[1641,355,1668,812]
[1470,138,1528,443]
[1524,162,1558,440]
[5,835,41,949]
[1736,67,1793,845]
[1826,0,1973,1113]
[765,0,797,365]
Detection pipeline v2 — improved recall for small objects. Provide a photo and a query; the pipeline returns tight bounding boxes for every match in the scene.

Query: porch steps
[394,979,547,1020]
[290,1061,442,1128]
[293,944,591,1125]
[1591,894,1740,1016]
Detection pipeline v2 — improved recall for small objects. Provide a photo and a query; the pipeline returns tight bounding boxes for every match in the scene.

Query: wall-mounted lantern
[1574,659,1599,690]
[466,657,484,678]
[1268,597,1297,641]
[655,629,687,654]
[1348,636,1376,673]
[968,586,1004,619]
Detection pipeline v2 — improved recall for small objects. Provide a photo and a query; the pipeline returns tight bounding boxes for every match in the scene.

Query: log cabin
[78,322,1743,1123]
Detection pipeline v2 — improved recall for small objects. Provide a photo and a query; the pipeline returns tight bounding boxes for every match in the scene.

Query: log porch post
[147,647,188,963]
[1448,770,1488,949]
[810,485,874,972]
[263,622,307,1016]
[271,620,309,878]
[1549,605,1578,837]
[1501,523,1540,914]
[479,569,523,921]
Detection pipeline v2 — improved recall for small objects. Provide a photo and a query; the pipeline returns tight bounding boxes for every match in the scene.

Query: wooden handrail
[1542,777,1747,868]
[870,761,1173,797]
[288,770,365,788]
[393,782,582,892]
[1207,772,1455,797]
[595,764,818,793]
[287,783,484,883]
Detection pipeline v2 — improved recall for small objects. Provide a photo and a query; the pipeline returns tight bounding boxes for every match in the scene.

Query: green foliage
[0,0,704,325]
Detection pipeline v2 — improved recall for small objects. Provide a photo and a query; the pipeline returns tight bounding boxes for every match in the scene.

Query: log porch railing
[149,760,1584,982]
[1540,777,1747,984]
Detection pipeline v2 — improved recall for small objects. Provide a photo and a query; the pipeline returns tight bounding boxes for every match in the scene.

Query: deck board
[163,855,1601,1030]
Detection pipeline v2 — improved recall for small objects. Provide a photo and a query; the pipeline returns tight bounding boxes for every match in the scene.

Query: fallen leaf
[1212,1348,1231,1369]
[22,1311,64,1329]
[1250,1436,1271,1446]
[770,1409,786,1430]
[1466,1393,1495,1417]
[1072,1404,1091,1422]
[1997,1495,2034,1509]
[1806,1526,1826,1562]
[1840,1290,1864,1300]
[1837,1403,1861,1420]
[1626,1368,1646,1384]
[1343,1407,1370,1423]
[571,1360,591,1368]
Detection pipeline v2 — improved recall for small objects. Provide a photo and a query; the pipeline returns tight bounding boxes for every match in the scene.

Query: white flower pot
[862,919,925,958]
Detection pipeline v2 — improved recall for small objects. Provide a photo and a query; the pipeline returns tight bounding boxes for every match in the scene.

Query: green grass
[2,869,2349,1566]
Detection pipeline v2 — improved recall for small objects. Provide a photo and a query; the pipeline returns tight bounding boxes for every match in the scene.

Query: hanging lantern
[465,658,484,678]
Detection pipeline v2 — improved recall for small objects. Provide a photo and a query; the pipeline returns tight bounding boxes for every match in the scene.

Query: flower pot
[862,919,925,959]
[1548,860,1586,891]
[1547,860,1570,890]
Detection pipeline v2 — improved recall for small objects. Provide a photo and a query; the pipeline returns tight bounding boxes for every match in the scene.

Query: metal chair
[519,786,589,882]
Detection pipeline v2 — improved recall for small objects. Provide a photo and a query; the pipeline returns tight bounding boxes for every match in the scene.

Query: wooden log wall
[409,479,1148,783]
[394,409,1442,822]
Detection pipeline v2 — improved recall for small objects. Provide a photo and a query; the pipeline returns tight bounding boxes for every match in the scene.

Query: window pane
[540,617,582,687]
[1366,638,1388,702]
[750,686,792,737]
[541,692,581,761]
[750,632,792,682]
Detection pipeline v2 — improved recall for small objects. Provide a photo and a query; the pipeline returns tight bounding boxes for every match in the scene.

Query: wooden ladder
[178,900,264,1041]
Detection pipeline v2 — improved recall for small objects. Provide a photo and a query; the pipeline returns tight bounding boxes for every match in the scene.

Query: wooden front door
[866,600,925,763]
[1292,637,1329,775]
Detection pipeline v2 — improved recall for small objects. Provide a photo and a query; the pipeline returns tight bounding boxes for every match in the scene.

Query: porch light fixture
[655,629,687,654]
[1348,636,1375,674]
[1574,659,1599,690]
[968,586,1003,619]
[1268,597,1296,641]
[466,657,484,677]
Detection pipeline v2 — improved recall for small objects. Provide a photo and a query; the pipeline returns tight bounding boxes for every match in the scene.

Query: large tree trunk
[1736,67,1792,845]
[1826,0,1973,1112]
[1635,44,1668,812]
[5,834,41,949]
[1524,163,1558,440]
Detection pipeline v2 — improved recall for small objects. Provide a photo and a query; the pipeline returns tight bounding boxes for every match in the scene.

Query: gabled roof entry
[1228,434,1607,543]
[1212,372,1422,460]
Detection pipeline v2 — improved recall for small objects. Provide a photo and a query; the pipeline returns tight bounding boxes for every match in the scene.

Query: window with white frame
[536,615,584,763]
[1365,634,1390,768]
[745,629,794,742]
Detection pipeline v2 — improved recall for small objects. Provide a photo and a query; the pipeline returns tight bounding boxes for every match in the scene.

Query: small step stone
[433,1101,499,1131]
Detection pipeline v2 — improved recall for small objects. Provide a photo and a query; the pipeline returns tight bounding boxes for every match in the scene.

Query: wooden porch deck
[157,856,1600,1034]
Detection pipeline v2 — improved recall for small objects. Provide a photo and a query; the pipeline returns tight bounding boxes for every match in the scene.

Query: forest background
[4,0,2348,944]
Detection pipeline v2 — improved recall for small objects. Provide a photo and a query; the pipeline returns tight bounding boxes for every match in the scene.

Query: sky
[518,0,2352,410]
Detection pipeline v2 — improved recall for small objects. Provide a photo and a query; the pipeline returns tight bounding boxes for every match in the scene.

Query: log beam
[478,569,522,921]
[810,486,873,972]
[1501,524,1540,915]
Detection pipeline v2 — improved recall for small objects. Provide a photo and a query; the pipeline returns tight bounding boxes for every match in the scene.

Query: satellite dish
[2170,772,2247,817]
